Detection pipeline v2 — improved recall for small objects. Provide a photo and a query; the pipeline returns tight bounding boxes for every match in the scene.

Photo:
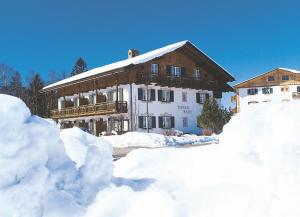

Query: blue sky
[1,0,300,107]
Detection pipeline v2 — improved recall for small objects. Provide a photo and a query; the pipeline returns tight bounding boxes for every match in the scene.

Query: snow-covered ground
[2,94,300,217]
[102,131,218,148]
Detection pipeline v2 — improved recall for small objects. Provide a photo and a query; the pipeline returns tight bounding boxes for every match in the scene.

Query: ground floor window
[183,117,188,128]
[108,117,129,133]
[159,116,175,129]
[138,116,156,129]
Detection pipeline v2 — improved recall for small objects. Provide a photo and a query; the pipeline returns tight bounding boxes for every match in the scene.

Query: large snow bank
[0,94,113,217]
[85,101,300,217]
[103,132,218,148]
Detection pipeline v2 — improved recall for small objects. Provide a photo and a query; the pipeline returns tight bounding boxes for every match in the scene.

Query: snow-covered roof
[234,67,300,88]
[43,41,188,90]
[43,40,233,90]
[278,68,300,74]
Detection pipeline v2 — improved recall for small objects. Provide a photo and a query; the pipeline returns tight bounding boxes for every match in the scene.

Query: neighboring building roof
[234,67,300,88]
[278,68,300,74]
[43,40,234,91]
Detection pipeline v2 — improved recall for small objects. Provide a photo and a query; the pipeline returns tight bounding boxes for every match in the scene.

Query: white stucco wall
[238,85,300,112]
[57,83,218,135]
[132,84,212,134]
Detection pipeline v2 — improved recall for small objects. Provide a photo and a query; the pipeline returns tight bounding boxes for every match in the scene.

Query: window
[194,68,200,80]
[262,87,273,94]
[88,95,95,105]
[297,86,300,93]
[267,76,275,81]
[138,116,156,129]
[196,93,209,104]
[248,101,259,105]
[151,64,159,75]
[282,75,289,81]
[171,66,181,77]
[247,88,258,95]
[138,88,155,101]
[182,92,187,102]
[73,97,79,107]
[183,117,188,128]
[158,116,174,129]
[142,89,151,101]
[107,89,123,102]
[162,90,170,102]
[158,90,174,102]
[281,87,289,92]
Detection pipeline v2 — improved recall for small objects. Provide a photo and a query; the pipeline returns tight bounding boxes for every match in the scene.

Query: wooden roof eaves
[40,67,126,93]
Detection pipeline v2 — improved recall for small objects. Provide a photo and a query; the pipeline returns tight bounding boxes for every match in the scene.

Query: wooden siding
[234,69,300,89]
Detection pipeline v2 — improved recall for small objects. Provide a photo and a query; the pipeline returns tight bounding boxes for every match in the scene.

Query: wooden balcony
[292,92,300,99]
[231,107,238,114]
[136,73,218,90]
[231,95,237,103]
[51,101,127,119]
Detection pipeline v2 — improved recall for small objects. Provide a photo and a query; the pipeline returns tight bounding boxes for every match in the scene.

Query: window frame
[194,68,200,80]
[171,66,181,77]
[267,76,275,82]
[247,88,258,95]
[162,90,171,102]
[262,87,273,95]
[162,116,171,129]
[183,117,188,128]
[151,63,159,75]
[282,75,289,81]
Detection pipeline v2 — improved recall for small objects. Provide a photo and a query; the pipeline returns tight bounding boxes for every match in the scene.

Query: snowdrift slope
[85,101,300,217]
[2,94,300,217]
[0,94,113,217]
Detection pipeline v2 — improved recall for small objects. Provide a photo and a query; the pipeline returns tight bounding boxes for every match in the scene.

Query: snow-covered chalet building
[42,41,234,135]
[232,68,300,113]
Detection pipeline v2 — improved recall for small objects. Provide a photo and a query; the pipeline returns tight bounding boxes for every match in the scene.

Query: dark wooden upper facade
[42,42,235,98]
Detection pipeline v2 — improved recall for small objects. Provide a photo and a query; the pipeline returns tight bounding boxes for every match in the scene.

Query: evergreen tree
[0,63,15,94]
[197,98,233,134]
[71,57,87,76]
[9,72,24,98]
[28,73,47,117]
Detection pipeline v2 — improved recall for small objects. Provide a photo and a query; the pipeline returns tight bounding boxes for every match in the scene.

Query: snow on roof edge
[234,67,300,88]
[43,40,188,90]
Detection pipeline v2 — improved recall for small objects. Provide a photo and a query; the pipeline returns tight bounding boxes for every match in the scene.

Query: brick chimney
[128,49,139,59]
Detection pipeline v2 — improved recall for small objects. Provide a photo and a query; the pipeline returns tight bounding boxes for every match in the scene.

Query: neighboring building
[41,40,234,135]
[232,68,300,113]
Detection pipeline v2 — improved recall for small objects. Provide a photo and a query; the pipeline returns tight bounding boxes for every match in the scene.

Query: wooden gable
[234,68,300,89]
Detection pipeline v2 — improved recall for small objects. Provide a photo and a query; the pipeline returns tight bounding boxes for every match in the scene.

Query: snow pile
[85,101,300,217]
[0,94,113,217]
[103,132,218,148]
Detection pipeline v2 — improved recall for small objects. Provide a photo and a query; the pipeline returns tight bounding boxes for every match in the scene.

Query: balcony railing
[136,73,218,90]
[292,92,300,99]
[231,107,238,114]
[51,101,127,119]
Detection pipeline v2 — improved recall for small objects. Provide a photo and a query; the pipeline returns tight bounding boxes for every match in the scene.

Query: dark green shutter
[205,93,210,100]
[138,116,143,128]
[170,91,174,102]
[138,88,143,100]
[151,89,155,101]
[171,116,175,128]
[196,93,200,103]
[152,116,156,128]
[166,66,172,75]
[181,67,185,77]
[158,90,162,101]
[158,116,163,128]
